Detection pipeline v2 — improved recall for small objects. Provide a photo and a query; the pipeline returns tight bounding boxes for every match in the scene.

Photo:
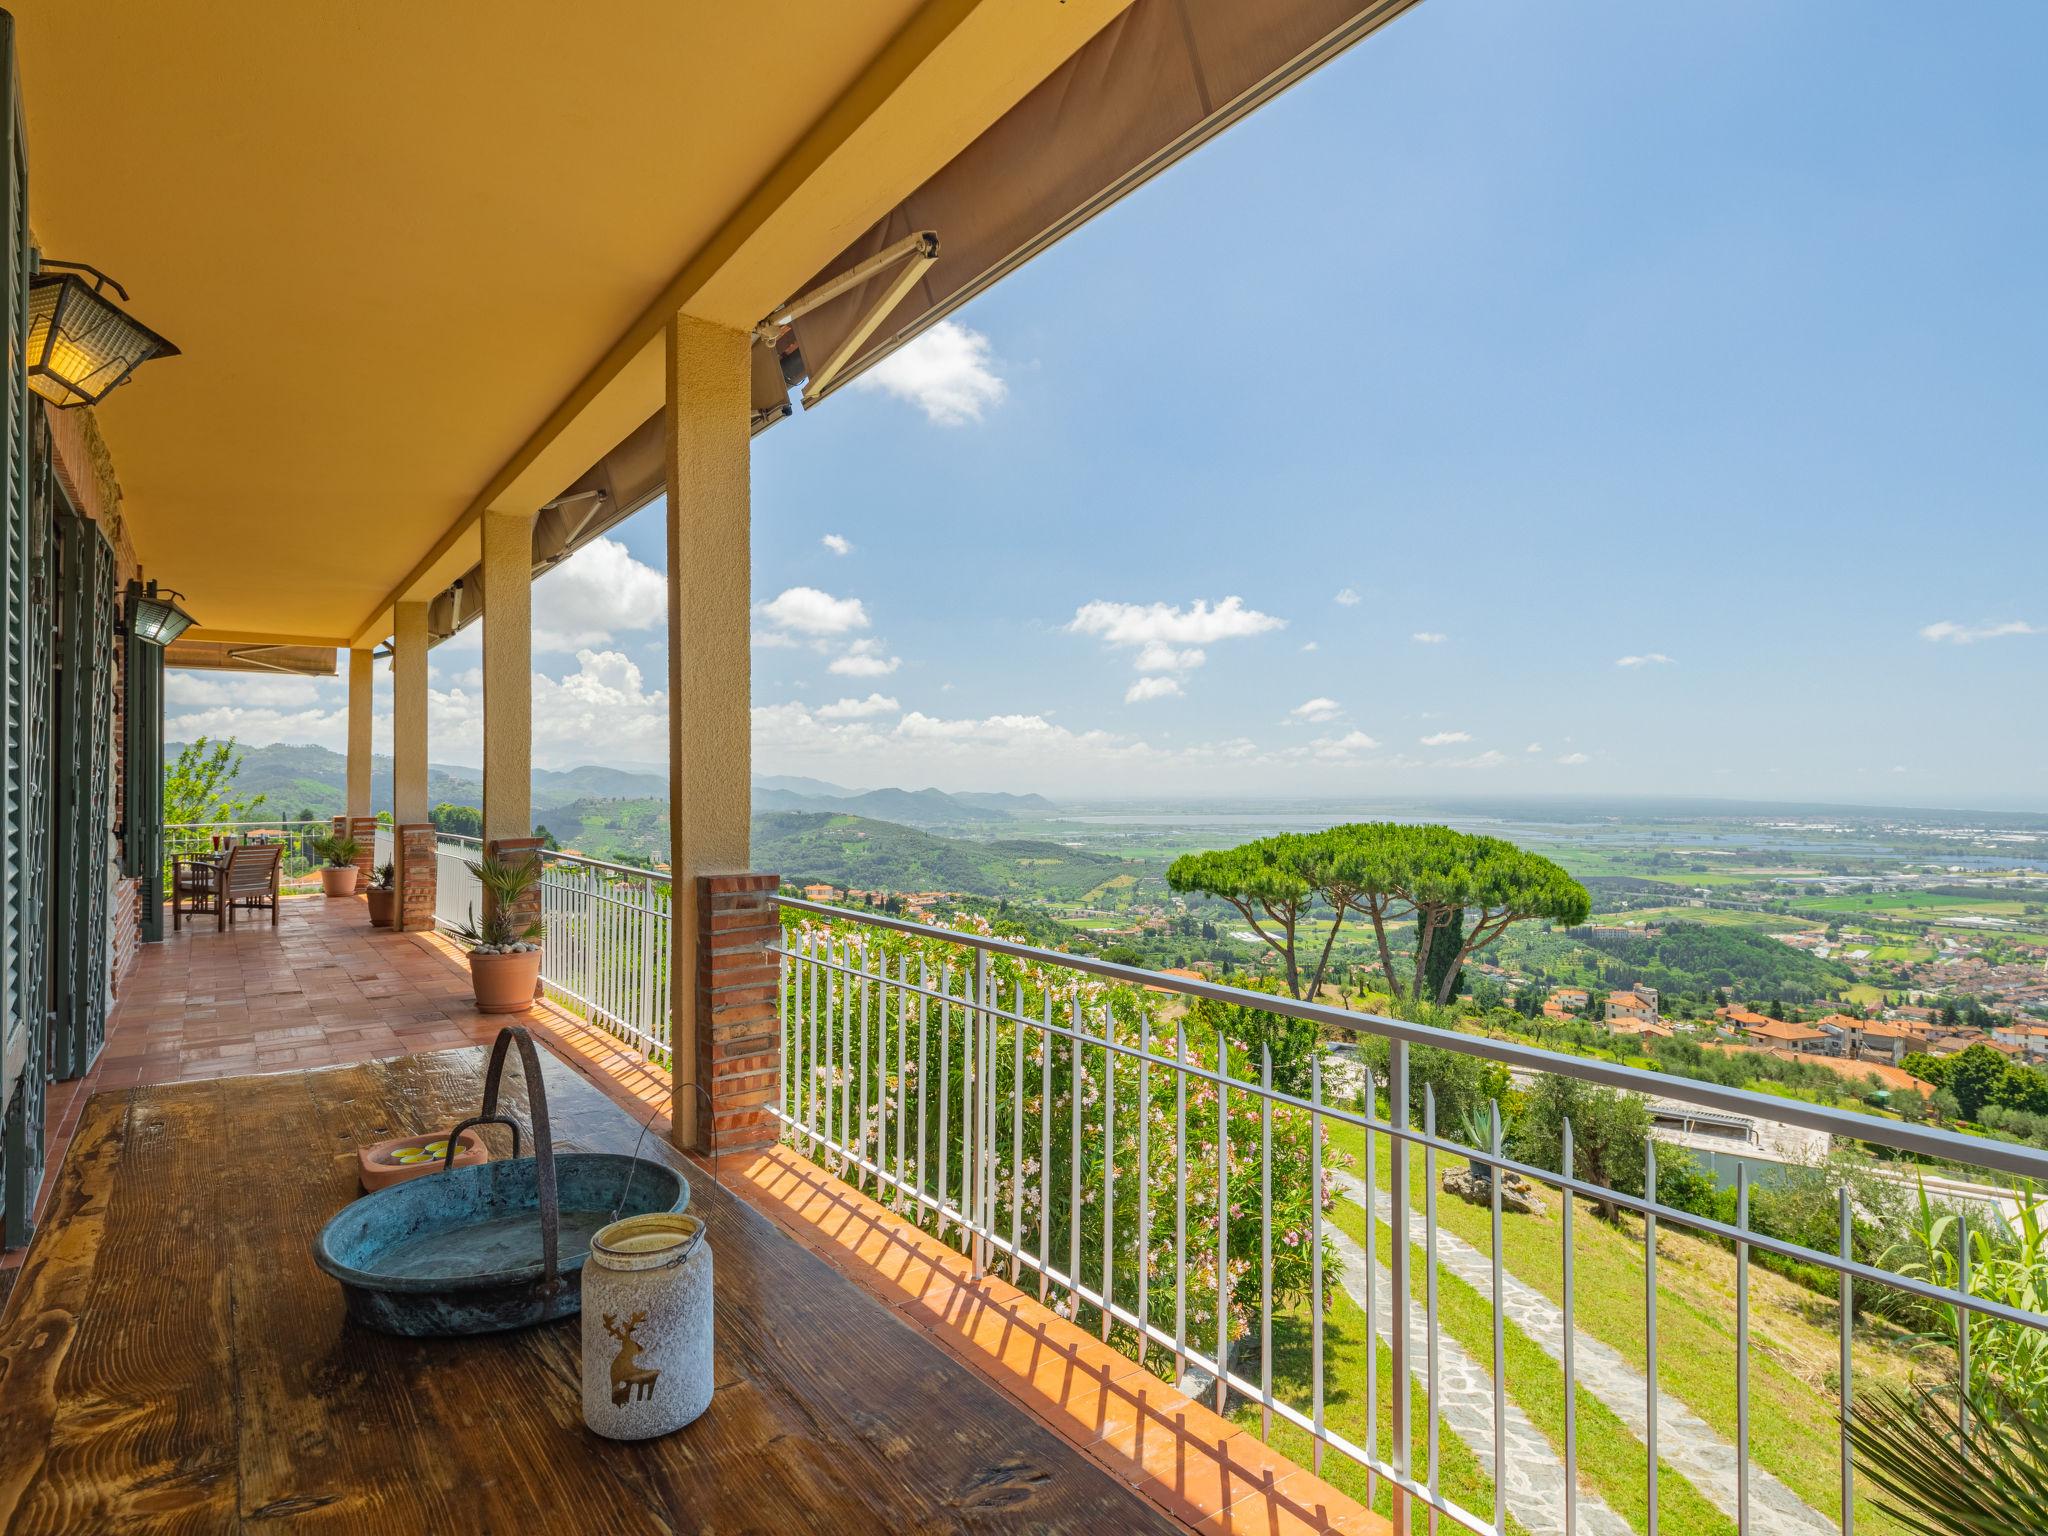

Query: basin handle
[442,1025,561,1297]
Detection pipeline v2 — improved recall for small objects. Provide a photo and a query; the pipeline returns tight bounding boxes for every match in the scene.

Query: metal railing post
[1388,1037,1411,1528]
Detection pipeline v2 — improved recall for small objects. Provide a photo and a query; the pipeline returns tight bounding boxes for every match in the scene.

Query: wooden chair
[171,856,222,932]
[219,844,284,930]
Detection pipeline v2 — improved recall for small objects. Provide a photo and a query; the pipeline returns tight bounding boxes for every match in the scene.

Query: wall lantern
[123,580,196,647]
[26,260,180,408]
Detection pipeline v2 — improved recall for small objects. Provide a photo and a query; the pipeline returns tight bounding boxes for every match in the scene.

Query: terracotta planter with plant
[455,851,544,1014]
[313,831,361,896]
[365,862,397,927]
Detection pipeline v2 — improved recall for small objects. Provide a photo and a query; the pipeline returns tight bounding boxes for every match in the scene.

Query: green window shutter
[0,8,37,1247]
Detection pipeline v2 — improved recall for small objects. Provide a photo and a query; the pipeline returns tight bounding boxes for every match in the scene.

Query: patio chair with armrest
[220,843,284,930]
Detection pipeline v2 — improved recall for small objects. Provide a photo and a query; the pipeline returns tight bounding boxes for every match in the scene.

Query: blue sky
[171,0,2048,809]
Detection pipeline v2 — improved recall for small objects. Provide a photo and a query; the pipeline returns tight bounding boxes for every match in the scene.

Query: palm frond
[1846,1383,2048,1536]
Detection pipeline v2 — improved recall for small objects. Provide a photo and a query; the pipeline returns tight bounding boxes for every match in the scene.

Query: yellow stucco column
[392,600,431,825]
[480,507,535,849]
[345,647,376,819]
[665,313,752,1151]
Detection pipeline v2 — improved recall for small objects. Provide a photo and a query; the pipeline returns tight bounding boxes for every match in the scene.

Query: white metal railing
[432,833,483,933]
[430,835,672,1063]
[167,818,333,887]
[533,852,671,1062]
[770,896,2048,1536]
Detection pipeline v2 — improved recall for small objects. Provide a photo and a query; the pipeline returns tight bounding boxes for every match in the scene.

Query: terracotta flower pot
[469,948,542,1013]
[321,865,360,897]
[366,887,396,927]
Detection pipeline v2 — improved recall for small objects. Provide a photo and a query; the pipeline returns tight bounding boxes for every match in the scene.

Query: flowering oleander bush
[780,908,1342,1369]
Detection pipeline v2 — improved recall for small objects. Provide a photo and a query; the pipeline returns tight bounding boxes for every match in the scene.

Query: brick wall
[348,816,379,885]
[395,824,437,932]
[109,875,141,1000]
[693,874,781,1157]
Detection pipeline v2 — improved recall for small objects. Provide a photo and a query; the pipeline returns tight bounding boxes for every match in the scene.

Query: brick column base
[693,874,781,1158]
[395,824,437,933]
[348,816,379,887]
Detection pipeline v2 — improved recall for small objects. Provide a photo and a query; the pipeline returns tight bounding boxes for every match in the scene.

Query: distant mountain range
[190,742,1057,836]
[754,812,1140,900]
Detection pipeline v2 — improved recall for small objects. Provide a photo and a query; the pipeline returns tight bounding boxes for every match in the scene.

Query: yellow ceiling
[13,1,1130,647]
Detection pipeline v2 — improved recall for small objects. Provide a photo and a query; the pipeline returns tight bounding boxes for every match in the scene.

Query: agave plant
[1846,1383,2048,1535]
[453,851,544,953]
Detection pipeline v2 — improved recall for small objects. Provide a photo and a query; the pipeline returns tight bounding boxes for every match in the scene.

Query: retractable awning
[161,640,338,677]
[423,0,1420,646]
[426,363,786,642]
[775,0,1421,404]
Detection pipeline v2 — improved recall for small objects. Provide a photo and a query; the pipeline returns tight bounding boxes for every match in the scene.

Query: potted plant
[454,852,544,1013]
[366,862,397,927]
[312,831,362,897]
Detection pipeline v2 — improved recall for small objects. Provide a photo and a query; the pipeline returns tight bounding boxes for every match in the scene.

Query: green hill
[1571,920,1850,1003]
[752,812,1150,900]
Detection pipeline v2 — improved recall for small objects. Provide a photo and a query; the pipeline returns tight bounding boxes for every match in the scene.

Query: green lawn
[1231,1273,1525,1534]
[1322,1120,1918,1536]
[1323,1193,1734,1535]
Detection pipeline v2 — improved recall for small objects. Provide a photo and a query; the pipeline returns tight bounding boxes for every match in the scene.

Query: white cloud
[1918,619,2041,645]
[1334,588,1361,607]
[1615,652,1675,668]
[166,672,325,709]
[828,638,901,677]
[1069,596,1284,653]
[167,702,351,754]
[816,693,899,720]
[1134,641,1206,673]
[821,533,852,556]
[1449,749,1507,770]
[1419,730,1472,747]
[1291,697,1342,723]
[751,628,799,649]
[1525,742,1543,754]
[1557,751,1590,765]
[1069,596,1284,695]
[1125,676,1183,703]
[849,320,1006,426]
[532,536,666,652]
[757,586,869,637]
[1312,729,1379,758]
[1412,631,1447,644]
[1300,641,1318,652]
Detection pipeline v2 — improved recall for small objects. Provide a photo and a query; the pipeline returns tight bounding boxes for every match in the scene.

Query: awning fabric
[779,0,1421,403]
[426,0,1419,646]
[163,640,338,676]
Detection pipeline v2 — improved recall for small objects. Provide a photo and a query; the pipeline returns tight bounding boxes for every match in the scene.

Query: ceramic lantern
[581,1212,712,1439]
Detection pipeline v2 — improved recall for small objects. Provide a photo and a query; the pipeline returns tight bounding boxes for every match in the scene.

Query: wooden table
[0,1046,1186,1534]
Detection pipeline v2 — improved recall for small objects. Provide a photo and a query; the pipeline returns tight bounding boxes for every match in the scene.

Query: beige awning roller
[778,0,1421,403]
[162,640,338,676]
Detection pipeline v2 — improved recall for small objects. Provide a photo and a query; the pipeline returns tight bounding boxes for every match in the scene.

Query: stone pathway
[1338,1171,1836,1536]
[1323,1216,1635,1536]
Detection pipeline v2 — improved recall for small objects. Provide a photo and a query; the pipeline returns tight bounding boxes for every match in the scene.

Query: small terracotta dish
[357,1128,488,1192]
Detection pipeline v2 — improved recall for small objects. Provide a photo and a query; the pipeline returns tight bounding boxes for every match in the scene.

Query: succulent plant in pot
[365,862,397,927]
[454,852,544,1014]
[312,832,362,897]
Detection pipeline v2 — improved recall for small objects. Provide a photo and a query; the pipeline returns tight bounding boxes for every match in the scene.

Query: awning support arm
[755,231,939,408]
